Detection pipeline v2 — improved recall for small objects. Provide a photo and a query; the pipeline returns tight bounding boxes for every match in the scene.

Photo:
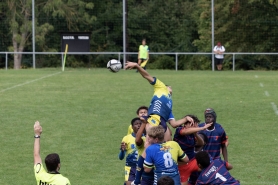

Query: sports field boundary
[0,71,61,93]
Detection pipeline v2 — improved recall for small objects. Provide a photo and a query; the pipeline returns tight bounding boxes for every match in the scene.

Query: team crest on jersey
[131,144,135,149]
[160,145,171,152]
[214,136,219,140]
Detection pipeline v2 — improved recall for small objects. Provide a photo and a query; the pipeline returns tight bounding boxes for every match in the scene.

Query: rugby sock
[134,155,144,184]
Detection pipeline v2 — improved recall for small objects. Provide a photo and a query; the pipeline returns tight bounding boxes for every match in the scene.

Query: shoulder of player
[215,123,226,130]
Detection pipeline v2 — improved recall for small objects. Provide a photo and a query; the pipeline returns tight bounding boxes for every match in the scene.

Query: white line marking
[0,72,61,93]
[255,75,258,78]
[265,91,270,97]
[271,102,278,115]
[259,83,264,87]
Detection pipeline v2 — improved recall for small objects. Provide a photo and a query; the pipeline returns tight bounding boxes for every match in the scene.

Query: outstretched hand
[125,61,138,70]
[34,121,42,136]
[203,122,213,129]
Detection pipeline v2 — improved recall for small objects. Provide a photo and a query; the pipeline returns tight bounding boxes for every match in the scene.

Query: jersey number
[215,173,227,181]
[163,152,173,168]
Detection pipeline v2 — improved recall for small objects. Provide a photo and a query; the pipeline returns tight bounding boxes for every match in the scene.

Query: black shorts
[215,58,224,65]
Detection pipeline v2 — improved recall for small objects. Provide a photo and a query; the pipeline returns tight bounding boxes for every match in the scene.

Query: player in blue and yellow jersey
[33,121,70,185]
[143,125,189,185]
[119,118,142,185]
[195,151,240,185]
[125,61,194,141]
[127,106,149,135]
[198,108,228,162]
[173,115,212,185]
[138,39,149,70]
[133,118,154,185]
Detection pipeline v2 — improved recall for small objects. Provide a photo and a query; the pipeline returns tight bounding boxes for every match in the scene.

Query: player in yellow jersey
[119,118,143,185]
[127,106,148,135]
[138,39,149,70]
[33,121,70,185]
[125,61,194,141]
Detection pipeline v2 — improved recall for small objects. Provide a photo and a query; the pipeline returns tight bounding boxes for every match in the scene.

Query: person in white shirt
[213,42,225,71]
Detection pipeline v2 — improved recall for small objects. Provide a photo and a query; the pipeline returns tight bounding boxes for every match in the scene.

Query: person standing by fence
[213,42,225,71]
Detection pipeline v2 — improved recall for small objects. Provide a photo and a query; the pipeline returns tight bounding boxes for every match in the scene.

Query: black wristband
[34,135,40,138]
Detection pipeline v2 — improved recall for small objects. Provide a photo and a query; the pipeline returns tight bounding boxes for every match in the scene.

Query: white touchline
[271,102,278,115]
[265,91,270,97]
[0,72,61,93]
[259,83,264,87]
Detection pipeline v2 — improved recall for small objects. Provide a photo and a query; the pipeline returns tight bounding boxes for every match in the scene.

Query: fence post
[5,52,8,70]
[118,53,121,67]
[233,53,235,72]
[175,53,178,71]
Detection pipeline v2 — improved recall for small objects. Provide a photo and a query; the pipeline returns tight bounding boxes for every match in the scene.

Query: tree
[6,0,95,69]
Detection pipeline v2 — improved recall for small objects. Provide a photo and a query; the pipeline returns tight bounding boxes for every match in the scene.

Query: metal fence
[1,52,278,71]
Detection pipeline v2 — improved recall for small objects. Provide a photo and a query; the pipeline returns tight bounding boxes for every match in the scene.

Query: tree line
[0,0,277,70]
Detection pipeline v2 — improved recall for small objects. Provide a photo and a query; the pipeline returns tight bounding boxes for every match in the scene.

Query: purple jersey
[198,123,227,159]
[173,127,196,160]
[196,159,240,185]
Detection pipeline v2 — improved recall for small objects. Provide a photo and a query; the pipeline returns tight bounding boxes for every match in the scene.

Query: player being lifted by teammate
[125,61,193,141]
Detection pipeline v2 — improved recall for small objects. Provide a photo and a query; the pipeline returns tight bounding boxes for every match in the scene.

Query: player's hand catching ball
[34,121,42,136]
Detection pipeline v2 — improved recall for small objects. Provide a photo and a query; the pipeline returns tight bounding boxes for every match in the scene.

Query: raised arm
[135,119,146,146]
[180,123,212,135]
[34,121,42,165]
[125,62,154,83]
[168,116,194,128]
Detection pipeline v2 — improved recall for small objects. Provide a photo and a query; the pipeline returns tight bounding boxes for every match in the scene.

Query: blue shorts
[143,115,167,132]
[154,172,181,185]
[125,166,136,182]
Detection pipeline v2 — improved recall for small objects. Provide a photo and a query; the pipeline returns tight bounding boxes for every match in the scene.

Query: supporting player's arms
[125,62,154,83]
[34,121,42,165]
[135,119,146,146]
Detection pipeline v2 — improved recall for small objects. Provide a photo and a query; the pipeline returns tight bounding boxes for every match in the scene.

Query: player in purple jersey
[198,108,228,162]
[195,151,240,185]
[173,115,212,185]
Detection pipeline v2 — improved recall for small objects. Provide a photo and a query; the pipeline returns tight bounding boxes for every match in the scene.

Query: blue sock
[134,155,145,184]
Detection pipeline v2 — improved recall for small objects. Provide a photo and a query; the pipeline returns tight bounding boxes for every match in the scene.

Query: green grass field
[0,68,277,185]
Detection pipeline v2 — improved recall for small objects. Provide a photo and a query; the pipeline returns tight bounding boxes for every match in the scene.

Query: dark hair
[198,133,208,144]
[195,151,211,168]
[184,114,200,124]
[45,153,60,172]
[131,117,141,126]
[136,106,148,115]
[157,176,174,185]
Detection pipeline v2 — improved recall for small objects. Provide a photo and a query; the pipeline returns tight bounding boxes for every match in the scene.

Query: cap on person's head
[217,42,221,46]
[204,108,217,122]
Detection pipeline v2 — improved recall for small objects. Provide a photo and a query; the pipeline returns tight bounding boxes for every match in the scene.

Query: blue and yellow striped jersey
[148,78,173,121]
[144,141,187,174]
[122,133,138,167]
